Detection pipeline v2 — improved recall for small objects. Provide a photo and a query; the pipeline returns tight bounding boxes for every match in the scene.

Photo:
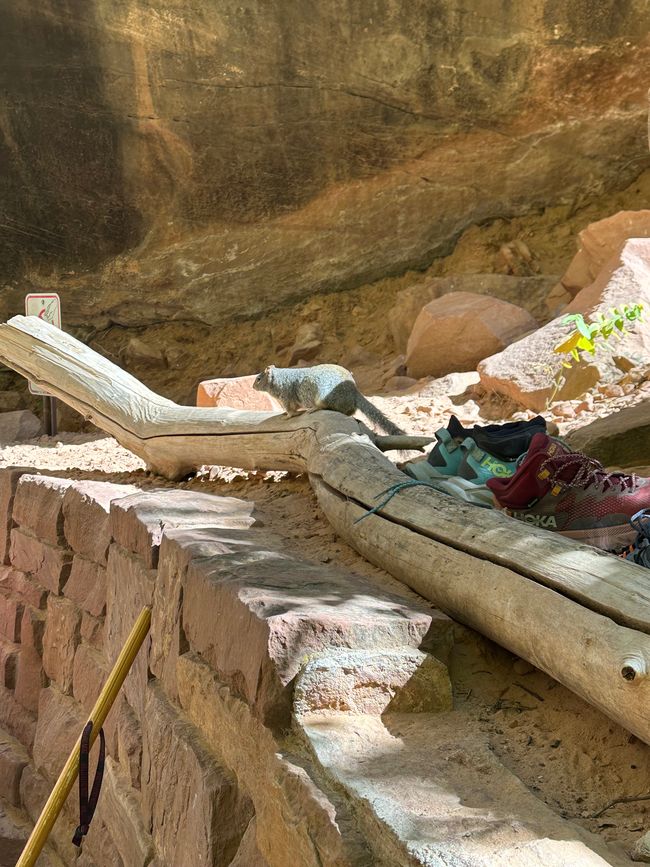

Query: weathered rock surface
[63,480,139,565]
[0,468,32,565]
[0,728,28,806]
[33,686,86,782]
[294,648,452,716]
[13,475,73,546]
[93,758,154,867]
[0,684,36,749]
[105,544,155,717]
[1,3,648,332]
[110,489,257,568]
[559,210,650,297]
[298,712,633,867]
[406,292,537,379]
[0,411,42,443]
[142,682,253,867]
[9,529,72,595]
[390,274,556,351]
[479,238,650,410]
[42,596,81,694]
[177,652,370,867]
[566,399,650,467]
[63,556,106,617]
[182,532,436,727]
[196,375,281,411]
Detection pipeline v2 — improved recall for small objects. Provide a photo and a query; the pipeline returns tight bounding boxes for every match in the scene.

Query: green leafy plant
[546,302,644,407]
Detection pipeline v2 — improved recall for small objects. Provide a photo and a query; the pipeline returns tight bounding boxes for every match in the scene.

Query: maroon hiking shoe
[487,433,650,551]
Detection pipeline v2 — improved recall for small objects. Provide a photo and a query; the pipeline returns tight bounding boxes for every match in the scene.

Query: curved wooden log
[3,315,650,743]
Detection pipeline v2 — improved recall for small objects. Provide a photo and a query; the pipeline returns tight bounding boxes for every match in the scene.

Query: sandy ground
[2,366,650,862]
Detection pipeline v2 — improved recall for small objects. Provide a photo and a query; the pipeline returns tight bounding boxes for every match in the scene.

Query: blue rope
[354,479,443,524]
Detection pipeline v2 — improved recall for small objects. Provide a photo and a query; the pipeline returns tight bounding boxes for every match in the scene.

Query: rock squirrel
[253,364,405,435]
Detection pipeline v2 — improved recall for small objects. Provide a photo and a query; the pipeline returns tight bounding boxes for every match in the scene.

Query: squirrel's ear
[264,365,275,373]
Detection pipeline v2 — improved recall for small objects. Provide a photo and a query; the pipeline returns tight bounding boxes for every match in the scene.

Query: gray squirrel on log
[253,363,405,436]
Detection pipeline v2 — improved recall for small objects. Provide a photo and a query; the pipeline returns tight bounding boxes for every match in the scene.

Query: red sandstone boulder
[560,210,650,297]
[406,292,537,379]
[389,275,554,352]
[196,375,282,411]
[479,237,650,411]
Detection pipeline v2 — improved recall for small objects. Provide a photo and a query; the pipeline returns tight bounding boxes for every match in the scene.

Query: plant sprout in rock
[546,303,644,408]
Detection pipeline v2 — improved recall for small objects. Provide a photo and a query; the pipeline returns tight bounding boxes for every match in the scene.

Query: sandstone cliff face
[1,0,649,330]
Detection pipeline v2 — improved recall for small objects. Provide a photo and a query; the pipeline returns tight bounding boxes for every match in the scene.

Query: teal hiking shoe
[423,425,464,477]
[457,437,518,485]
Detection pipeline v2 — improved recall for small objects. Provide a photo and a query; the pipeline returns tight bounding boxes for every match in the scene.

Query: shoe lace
[540,452,638,493]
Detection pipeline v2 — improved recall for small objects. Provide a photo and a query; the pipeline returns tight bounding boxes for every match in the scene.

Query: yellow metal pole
[16,605,152,867]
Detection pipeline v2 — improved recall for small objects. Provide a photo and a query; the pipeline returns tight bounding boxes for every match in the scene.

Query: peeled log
[3,315,650,744]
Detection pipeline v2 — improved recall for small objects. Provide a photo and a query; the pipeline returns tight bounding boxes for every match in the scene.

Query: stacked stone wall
[0,469,452,867]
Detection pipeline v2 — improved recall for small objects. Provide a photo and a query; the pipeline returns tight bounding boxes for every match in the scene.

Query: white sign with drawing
[25,293,61,395]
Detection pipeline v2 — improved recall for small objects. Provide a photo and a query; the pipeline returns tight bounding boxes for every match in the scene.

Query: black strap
[72,721,105,847]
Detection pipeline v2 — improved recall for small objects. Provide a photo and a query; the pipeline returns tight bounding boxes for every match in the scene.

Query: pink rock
[560,210,650,296]
[406,292,538,379]
[479,238,650,411]
[196,375,282,411]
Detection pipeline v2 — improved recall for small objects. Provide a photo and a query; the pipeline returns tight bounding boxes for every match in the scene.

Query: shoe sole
[493,499,638,552]
[425,475,494,508]
[402,461,493,507]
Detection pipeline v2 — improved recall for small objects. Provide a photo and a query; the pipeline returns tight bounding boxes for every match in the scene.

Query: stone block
[33,686,87,782]
[0,468,33,565]
[94,757,153,867]
[105,544,156,718]
[182,535,434,727]
[81,611,104,649]
[63,480,139,565]
[230,818,270,867]
[0,684,37,749]
[72,643,118,757]
[72,643,107,714]
[14,605,48,712]
[21,604,46,652]
[177,653,365,867]
[294,648,452,717]
[13,474,74,545]
[20,764,79,866]
[0,565,48,609]
[14,642,47,714]
[151,522,258,702]
[110,489,256,568]
[10,528,72,594]
[0,588,23,641]
[0,728,29,805]
[81,817,126,867]
[117,699,142,790]
[0,410,42,443]
[43,596,81,694]
[142,681,253,867]
[0,636,19,688]
[197,374,281,411]
[64,555,106,617]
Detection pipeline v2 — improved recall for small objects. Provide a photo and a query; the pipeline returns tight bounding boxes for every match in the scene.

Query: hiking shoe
[425,417,466,476]
[427,415,548,471]
[487,433,650,550]
[458,437,518,485]
[621,509,650,567]
[401,455,494,508]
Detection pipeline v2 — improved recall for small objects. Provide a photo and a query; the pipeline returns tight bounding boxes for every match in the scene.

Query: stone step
[298,709,634,867]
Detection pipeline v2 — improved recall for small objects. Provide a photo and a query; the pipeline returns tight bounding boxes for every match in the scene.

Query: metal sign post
[24,293,61,436]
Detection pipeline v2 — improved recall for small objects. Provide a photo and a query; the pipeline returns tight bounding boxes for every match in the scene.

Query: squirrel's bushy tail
[355,394,405,436]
